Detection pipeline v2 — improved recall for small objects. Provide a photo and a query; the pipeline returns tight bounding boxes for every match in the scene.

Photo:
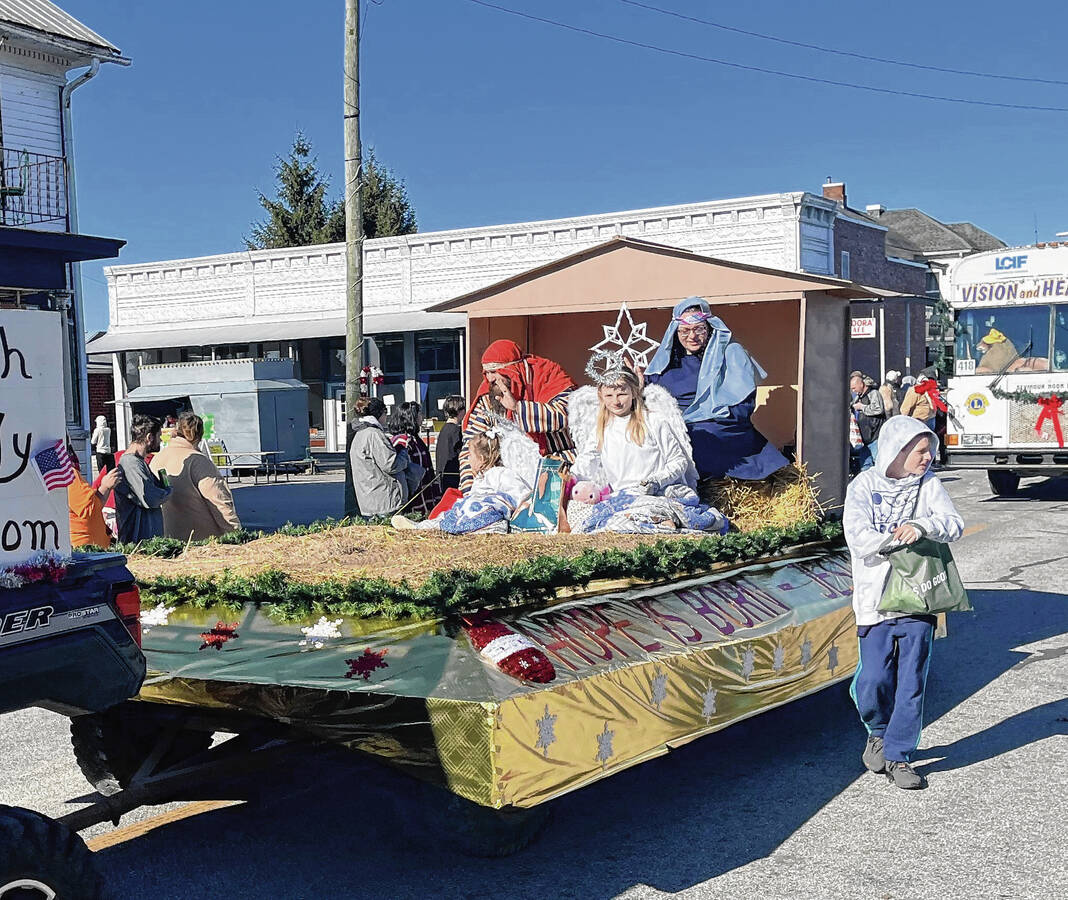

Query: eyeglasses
[677,325,708,338]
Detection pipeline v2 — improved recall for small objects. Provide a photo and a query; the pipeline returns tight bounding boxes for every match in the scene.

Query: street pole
[343,0,364,517]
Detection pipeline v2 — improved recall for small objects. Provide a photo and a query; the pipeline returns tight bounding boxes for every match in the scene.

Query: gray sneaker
[886,760,926,790]
[862,735,886,773]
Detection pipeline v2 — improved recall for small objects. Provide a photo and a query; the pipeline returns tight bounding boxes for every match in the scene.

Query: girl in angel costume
[567,355,729,534]
[392,420,542,534]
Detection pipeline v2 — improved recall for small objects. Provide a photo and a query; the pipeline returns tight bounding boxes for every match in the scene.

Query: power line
[618,0,1068,87]
[462,0,1068,113]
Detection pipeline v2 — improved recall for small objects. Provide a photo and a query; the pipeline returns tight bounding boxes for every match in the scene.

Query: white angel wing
[642,383,699,487]
[495,418,543,490]
[567,385,600,452]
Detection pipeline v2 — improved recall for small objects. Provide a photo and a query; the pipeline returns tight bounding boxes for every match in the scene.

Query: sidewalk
[230,472,345,531]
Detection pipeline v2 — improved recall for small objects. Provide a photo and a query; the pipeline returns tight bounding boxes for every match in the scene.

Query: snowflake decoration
[140,602,175,632]
[827,644,840,673]
[589,303,660,369]
[345,648,389,681]
[198,621,239,651]
[772,643,786,672]
[299,616,343,650]
[534,704,557,757]
[800,637,813,668]
[741,645,756,681]
[701,683,718,723]
[595,721,615,768]
[650,668,669,710]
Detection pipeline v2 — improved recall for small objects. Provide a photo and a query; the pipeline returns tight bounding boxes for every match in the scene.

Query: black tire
[70,703,212,795]
[0,805,102,900]
[988,470,1020,497]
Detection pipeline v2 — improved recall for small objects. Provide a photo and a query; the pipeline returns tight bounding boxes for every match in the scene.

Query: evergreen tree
[247,136,416,249]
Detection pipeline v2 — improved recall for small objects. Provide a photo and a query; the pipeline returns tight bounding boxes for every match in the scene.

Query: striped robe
[459,391,575,492]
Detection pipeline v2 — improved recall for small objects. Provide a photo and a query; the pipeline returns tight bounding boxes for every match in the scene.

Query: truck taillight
[114,585,142,647]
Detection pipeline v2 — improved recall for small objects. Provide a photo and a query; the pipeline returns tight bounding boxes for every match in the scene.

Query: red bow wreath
[915,379,947,413]
[1035,396,1065,448]
[462,611,556,683]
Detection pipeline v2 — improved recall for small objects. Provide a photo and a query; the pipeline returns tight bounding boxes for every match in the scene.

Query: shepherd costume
[645,297,789,481]
[460,340,576,491]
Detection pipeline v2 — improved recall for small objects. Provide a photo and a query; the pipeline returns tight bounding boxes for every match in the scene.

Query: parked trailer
[58,542,869,856]
[943,244,1068,495]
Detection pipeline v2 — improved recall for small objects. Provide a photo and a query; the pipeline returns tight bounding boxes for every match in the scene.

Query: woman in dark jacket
[388,401,441,516]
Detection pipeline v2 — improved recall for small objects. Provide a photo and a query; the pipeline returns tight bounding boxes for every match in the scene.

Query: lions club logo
[966,393,988,416]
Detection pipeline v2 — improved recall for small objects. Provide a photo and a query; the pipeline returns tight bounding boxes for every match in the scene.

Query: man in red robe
[459,340,576,492]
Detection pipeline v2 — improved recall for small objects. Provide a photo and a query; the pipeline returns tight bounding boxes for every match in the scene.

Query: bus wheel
[987,470,1020,497]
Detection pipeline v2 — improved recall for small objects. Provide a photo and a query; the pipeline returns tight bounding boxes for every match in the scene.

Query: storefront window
[955,305,1052,374]
[417,332,461,417]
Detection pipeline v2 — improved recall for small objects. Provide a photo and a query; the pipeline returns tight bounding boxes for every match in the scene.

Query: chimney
[866,204,885,218]
[822,180,846,207]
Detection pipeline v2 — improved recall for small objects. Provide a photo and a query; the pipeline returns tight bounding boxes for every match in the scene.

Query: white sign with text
[850,316,877,339]
[0,309,71,567]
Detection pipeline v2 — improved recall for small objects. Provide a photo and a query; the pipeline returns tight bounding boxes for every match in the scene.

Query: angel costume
[420,418,543,535]
[567,384,728,535]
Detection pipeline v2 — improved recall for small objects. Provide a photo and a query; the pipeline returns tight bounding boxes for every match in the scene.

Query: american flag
[32,440,77,491]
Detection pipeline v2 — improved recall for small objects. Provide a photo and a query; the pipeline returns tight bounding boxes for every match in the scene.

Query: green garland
[135,520,844,624]
[989,385,1068,405]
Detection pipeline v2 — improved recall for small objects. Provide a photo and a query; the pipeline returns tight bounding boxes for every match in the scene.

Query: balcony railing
[0,145,67,226]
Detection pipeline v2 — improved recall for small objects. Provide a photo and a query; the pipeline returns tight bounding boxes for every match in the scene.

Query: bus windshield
[955,304,1054,374]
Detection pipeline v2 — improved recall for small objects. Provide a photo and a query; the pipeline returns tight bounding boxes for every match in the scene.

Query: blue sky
[64,0,1068,332]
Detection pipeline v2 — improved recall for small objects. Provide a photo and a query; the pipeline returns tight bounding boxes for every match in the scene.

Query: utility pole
[343,0,364,517]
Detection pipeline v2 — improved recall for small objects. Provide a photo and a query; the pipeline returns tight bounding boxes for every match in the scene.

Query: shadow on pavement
[97,589,1068,899]
[980,473,1068,504]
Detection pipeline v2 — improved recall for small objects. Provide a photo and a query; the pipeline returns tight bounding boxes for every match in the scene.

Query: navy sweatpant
[850,615,935,763]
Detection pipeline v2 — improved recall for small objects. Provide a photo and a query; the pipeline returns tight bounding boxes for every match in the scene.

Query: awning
[86,311,466,354]
[117,378,308,404]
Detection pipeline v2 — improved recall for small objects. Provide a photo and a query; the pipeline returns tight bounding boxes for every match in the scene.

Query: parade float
[65,246,877,853]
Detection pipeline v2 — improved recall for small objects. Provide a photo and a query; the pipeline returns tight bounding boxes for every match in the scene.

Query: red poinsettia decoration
[345,648,389,681]
[198,621,239,651]
[462,611,555,684]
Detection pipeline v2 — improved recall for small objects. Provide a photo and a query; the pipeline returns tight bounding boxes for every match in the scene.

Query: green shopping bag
[878,538,971,615]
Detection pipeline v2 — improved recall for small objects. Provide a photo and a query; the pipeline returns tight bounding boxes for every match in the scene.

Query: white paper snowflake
[701,684,718,723]
[595,721,615,767]
[773,643,786,672]
[299,616,344,650]
[650,668,669,710]
[741,646,756,681]
[827,644,840,673]
[800,637,813,668]
[534,704,557,757]
[589,303,660,369]
[140,602,175,631]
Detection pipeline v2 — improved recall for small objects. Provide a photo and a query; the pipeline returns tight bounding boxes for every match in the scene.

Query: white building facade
[94,191,843,450]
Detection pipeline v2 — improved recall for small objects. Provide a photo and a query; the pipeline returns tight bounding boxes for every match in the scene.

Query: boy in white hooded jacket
[844,416,964,790]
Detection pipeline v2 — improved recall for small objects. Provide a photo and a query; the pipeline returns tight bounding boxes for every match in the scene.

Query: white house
[0,0,128,456]
[93,191,847,450]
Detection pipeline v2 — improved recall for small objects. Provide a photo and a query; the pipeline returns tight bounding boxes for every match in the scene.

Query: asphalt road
[2,470,1065,899]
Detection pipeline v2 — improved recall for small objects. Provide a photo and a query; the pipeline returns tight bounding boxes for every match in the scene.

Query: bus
[943,244,1068,495]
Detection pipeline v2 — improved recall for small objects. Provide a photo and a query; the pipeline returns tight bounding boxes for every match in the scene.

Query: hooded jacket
[349,417,408,516]
[843,416,964,626]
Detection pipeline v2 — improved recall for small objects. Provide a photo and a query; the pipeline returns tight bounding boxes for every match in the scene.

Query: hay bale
[702,464,820,533]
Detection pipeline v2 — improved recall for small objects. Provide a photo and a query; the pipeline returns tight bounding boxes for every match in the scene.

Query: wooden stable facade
[430,237,875,508]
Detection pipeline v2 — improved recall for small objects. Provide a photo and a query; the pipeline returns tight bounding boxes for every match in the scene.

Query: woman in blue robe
[644,298,789,481]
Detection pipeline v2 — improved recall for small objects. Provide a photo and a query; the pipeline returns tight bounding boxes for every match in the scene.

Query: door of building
[324,383,346,452]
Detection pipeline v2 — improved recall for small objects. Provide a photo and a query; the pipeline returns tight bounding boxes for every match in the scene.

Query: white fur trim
[480,632,535,663]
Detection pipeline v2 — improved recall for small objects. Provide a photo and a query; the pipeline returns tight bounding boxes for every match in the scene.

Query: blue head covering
[646,297,766,421]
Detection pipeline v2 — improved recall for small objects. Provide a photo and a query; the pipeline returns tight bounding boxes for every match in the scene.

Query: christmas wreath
[989,386,1068,447]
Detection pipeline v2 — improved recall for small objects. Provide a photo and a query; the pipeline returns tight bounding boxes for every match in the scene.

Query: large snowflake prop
[588,303,660,371]
[701,684,718,724]
[772,643,786,672]
[141,602,175,634]
[800,637,813,668]
[741,646,756,681]
[199,621,239,651]
[827,644,840,673]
